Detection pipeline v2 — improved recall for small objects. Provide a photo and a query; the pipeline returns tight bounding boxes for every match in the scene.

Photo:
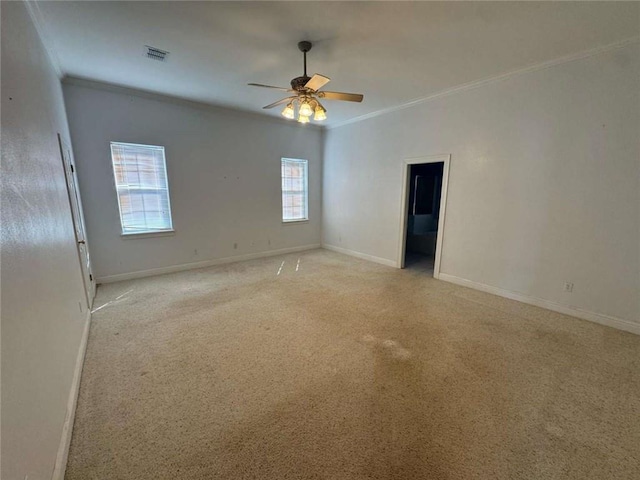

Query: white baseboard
[97,244,321,283]
[438,273,640,336]
[322,244,397,268]
[318,242,638,335]
[52,310,91,480]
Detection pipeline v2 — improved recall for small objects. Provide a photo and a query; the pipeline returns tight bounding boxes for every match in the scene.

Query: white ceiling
[35,1,639,127]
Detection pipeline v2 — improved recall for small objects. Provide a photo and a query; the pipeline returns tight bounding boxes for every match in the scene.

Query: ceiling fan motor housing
[291,76,312,91]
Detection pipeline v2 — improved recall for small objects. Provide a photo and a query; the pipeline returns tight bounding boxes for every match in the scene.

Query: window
[281,158,308,222]
[110,142,173,235]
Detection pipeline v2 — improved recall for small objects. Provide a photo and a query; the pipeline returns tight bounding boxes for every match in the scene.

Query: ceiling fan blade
[304,74,330,92]
[248,83,291,92]
[263,96,296,109]
[318,91,364,102]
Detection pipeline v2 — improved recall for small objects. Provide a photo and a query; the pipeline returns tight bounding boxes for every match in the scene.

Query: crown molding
[24,0,63,78]
[328,36,640,130]
[62,76,324,131]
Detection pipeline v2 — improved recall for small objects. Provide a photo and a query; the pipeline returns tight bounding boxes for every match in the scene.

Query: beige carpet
[66,250,640,479]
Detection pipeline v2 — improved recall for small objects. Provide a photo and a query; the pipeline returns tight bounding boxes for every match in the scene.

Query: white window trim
[281,158,309,223]
[120,230,175,239]
[282,220,309,225]
[110,141,174,236]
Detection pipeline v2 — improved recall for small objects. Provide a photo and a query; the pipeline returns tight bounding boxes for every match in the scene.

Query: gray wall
[1,2,89,479]
[63,81,323,281]
[323,43,640,328]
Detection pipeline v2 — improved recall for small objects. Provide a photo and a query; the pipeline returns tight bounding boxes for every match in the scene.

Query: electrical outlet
[563,282,574,293]
[233,243,238,250]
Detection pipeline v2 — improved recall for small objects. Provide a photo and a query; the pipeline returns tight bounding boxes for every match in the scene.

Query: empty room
[2,1,640,479]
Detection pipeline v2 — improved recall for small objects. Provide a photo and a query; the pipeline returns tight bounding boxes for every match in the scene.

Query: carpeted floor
[66,249,640,479]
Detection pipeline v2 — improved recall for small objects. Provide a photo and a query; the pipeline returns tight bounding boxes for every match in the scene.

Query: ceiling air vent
[144,45,169,62]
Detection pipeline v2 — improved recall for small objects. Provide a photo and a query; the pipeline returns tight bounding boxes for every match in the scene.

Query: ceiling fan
[248,41,364,124]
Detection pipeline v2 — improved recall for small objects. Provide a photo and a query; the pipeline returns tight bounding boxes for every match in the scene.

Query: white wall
[63,81,323,281]
[323,42,640,329]
[1,2,90,479]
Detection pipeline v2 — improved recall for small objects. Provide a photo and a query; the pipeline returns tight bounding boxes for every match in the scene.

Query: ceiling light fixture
[299,99,313,117]
[313,104,327,121]
[249,41,364,125]
[281,102,295,119]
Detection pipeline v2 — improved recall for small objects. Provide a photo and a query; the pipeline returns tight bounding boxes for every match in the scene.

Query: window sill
[121,230,175,239]
[282,220,309,225]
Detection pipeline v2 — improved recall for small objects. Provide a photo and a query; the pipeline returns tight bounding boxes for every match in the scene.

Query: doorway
[58,133,96,308]
[397,155,450,277]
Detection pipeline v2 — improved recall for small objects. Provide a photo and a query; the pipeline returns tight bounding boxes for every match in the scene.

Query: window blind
[110,142,173,234]
[281,158,308,222]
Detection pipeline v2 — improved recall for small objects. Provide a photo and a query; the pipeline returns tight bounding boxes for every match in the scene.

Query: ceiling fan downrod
[298,41,312,78]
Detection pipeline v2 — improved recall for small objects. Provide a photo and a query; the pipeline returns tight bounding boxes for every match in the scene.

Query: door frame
[58,133,96,308]
[397,154,451,278]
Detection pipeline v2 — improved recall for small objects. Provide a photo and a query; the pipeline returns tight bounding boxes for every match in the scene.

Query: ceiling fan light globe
[282,103,295,119]
[297,114,310,124]
[314,106,327,121]
[299,101,313,117]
